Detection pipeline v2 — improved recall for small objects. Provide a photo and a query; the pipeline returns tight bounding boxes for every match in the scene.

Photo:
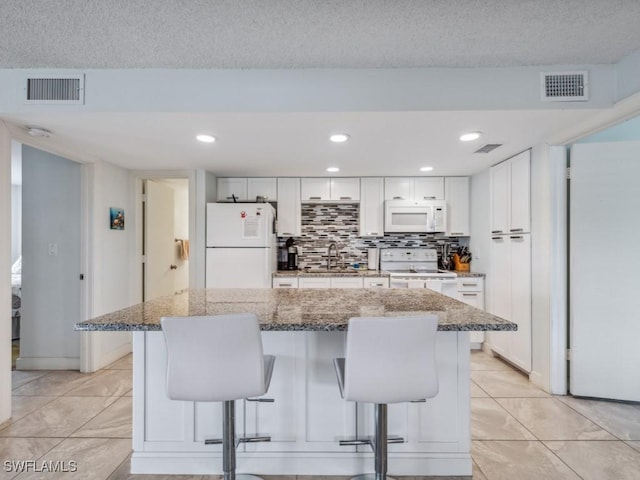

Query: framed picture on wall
[110,207,125,230]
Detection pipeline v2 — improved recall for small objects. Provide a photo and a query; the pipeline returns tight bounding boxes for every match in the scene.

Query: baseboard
[470,342,483,350]
[96,342,132,371]
[15,356,80,370]
[529,369,550,393]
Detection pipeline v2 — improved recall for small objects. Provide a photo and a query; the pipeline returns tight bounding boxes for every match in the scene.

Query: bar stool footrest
[238,435,271,443]
[204,438,223,445]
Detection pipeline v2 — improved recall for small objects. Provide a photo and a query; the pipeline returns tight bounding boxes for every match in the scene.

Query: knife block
[453,254,470,272]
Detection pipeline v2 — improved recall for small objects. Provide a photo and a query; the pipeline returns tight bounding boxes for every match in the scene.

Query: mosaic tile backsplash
[277,203,469,270]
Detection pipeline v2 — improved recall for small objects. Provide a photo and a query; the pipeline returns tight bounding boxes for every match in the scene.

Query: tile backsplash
[278,203,468,269]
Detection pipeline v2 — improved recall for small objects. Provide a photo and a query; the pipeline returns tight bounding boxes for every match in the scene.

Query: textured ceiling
[1,0,640,69]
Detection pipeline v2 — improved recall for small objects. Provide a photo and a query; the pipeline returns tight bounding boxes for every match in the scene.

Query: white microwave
[384,200,447,233]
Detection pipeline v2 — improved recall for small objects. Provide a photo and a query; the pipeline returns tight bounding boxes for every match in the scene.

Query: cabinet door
[444,177,470,236]
[330,277,364,288]
[488,236,511,357]
[247,178,277,202]
[272,277,299,288]
[509,234,531,372]
[384,177,413,200]
[509,151,531,233]
[299,277,331,288]
[330,178,360,201]
[359,177,384,237]
[489,162,509,234]
[301,178,330,201]
[414,177,444,200]
[457,291,483,309]
[217,178,247,201]
[276,178,301,237]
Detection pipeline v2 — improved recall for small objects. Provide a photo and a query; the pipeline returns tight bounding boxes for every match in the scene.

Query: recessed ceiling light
[26,125,51,138]
[419,166,434,172]
[329,133,350,143]
[326,167,340,173]
[460,132,482,142]
[196,134,216,143]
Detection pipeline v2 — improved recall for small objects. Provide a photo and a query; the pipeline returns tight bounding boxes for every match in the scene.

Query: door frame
[131,170,197,305]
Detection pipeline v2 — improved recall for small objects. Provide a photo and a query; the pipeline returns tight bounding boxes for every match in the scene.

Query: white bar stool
[161,313,275,480]
[334,315,439,480]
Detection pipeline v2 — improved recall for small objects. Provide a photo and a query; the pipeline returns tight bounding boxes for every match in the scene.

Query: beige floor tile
[557,396,640,440]
[471,381,489,398]
[471,370,550,398]
[470,351,515,372]
[545,440,640,480]
[71,396,132,438]
[10,396,57,423]
[626,441,640,453]
[123,389,132,397]
[472,398,536,440]
[16,437,132,480]
[472,440,580,480]
[472,460,489,480]
[11,371,96,396]
[0,396,117,438]
[11,371,47,390]
[107,454,203,479]
[105,354,133,370]
[0,438,62,480]
[496,398,616,441]
[65,369,132,397]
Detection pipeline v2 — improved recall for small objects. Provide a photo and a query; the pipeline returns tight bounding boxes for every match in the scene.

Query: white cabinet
[490,150,530,234]
[384,177,444,201]
[272,277,299,288]
[488,234,531,372]
[445,177,470,236]
[456,277,484,310]
[330,277,364,288]
[414,177,445,200]
[276,178,301,237]
[301,178,360,201]
[217,178,248,201]
[363,277,390,288]
[217,177,277,202]
[299,277,331,288]
[359,177,384,237]
[247,178,277,202]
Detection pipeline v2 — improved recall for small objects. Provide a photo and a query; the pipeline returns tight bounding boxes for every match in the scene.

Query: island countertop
[75,288,515,332]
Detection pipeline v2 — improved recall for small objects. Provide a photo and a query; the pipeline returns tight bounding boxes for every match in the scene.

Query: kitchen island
[76,288,515,477]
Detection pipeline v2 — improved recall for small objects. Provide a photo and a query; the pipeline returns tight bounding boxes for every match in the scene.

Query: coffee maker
[285,237,299,270]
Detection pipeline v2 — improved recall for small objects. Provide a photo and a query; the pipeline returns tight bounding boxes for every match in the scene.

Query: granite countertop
[75,288,515,333]
[275,269,391,278]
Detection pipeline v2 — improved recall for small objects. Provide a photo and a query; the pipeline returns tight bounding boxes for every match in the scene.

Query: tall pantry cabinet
[488,150,532,373]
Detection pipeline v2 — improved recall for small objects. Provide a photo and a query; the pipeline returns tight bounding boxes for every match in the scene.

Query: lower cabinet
[272,277,299,288]
[274,276,389,289]
[455,277,485,347]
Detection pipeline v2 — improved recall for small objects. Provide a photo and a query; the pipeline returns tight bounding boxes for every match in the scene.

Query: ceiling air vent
[23,74,85,104]
[541,71,588,102]
[474,144,503,154]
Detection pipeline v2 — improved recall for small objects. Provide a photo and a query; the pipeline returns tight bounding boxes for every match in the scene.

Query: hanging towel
[178,239,190,260]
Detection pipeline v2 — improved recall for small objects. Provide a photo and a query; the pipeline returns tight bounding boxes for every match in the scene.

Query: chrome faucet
[327,242,339,270]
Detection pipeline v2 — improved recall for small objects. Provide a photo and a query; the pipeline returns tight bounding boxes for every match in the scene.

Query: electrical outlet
[48,243,58,256]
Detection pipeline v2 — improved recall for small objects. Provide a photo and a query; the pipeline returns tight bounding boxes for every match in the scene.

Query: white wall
[11,185,21,264]
[83,159,135,372]
[18,146,82,370]
[0,121,12,423]
[192,169,217,288]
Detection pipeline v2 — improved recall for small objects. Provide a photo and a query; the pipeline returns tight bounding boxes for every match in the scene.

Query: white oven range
[380,248,457,296]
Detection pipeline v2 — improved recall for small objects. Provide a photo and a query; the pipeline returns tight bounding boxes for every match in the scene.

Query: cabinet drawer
[330,277,364,289]
[299,277,331,288]
[272,277,299,288]
[363,277,390,288]
[457,277,484,291]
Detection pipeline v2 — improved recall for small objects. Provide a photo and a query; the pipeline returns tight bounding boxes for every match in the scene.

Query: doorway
[142,178,190,301]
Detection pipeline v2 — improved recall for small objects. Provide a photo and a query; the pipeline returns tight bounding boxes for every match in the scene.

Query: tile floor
[2,351,640,479]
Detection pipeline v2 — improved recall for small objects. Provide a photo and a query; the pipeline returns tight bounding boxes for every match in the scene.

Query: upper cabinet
[276,178,301,237]
[301,177,360,201]
[217,178,248,201]
[359,177,384,237]
[217,177,277,202]
[444,177,470,236]
[384,177,444,201]
[490,150,531,234]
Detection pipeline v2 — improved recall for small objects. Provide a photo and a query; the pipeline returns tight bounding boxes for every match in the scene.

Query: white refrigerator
[206,203,277,288]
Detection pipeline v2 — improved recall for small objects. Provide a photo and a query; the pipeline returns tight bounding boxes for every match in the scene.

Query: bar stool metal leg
[223,400,236,480]
[374,404,388,480]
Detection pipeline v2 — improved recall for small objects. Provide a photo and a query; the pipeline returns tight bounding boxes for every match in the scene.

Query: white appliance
[381,248,457,296]
[206,203,277,288]
[384,200,447,233]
